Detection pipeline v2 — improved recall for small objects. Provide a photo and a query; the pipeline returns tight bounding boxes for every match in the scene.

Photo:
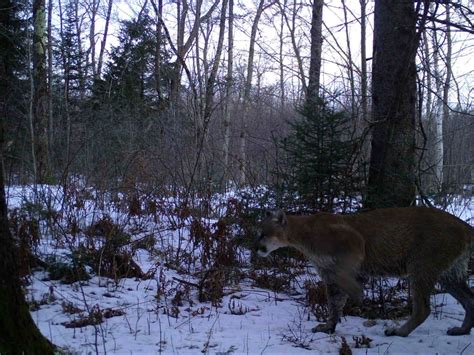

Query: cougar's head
[255,210,289,257]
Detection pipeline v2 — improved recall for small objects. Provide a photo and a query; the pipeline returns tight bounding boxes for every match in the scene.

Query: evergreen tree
[0,0,30,182]
[103,12,172,109]
[60,0,86,100]
[278,99,358,212]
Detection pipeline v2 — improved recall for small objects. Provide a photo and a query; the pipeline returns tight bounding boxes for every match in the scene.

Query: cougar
[256,207,474,337]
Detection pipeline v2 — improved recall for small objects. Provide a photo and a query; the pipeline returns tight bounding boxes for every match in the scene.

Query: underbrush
[6,183,474,352]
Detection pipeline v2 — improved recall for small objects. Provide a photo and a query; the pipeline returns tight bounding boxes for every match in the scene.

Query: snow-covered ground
[7,185,474,354]
[28,269,474,354]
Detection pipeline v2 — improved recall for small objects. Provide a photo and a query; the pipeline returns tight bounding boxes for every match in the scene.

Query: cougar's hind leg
[441,279,474,335]
[385,276,434,337]
[439,252,474,335]
[312,283,348,334]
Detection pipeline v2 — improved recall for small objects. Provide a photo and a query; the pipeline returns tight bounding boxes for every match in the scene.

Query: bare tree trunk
[186,0,226,185]
[33,0,50,183]
[440,3,451,189]
[356,0,371,164]
[307,0,323,102]
[89,0,98,78]
[198,21,209,117]
[170,0,219,109]
[203,0,228,124]
[47,0,53,153]
[422,30,435,190]
[367,0,427,208]
[279,0,307,93]
[74,0,85,98]
[222,0,234,186]
[360,0,368,126]
[29,50,36,181]
[341,0,355,119]
[431,24,443,192]
[58,0,71,162]
[239,0,267,186]
[151,0,163,101]
[170,0,185,108]
[423,31,432,121]
[279,0,286,110]
[97,0,113,79]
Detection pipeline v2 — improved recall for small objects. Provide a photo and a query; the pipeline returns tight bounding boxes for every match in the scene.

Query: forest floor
[7,185,474,354]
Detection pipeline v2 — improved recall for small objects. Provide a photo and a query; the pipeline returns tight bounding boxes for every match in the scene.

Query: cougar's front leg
[312,283,348,334]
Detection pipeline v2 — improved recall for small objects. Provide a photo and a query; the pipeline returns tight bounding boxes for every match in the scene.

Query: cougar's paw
[447,327,470,336]
[311,323,335,334]
[384,327,408,337]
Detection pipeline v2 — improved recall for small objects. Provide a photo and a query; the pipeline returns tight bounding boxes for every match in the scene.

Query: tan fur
[256,207,474,337]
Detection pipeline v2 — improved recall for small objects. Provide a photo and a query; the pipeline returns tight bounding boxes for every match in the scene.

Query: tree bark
[430,17,444,192]
[222,0,234,185]
[440,3,451,189]
[89,0,97,78]
[0,2,55,352]
[32,0,50,183]
[97,0,113,79]
[307,0,323,103]
[151,0,163,102]
[74,0,85,98]
[170,0,219,109]
[341,0,355,119]
[47,0,54,153]
[279,0,307,95]
[367,0,423,208]
[279,0,286,110]
[360,0,368,126]
[203,0,228,125]
[239,0,267,186]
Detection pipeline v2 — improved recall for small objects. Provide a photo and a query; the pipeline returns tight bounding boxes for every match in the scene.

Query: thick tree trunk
[0,2,55,352]
[0,161,55,353]
[367,0,421,208]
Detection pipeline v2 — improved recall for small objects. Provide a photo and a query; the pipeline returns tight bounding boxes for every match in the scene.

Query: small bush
[44,256,91,284]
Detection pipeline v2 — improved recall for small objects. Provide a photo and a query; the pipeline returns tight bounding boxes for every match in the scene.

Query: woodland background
[0,0,473,353]
[1,0,473,202]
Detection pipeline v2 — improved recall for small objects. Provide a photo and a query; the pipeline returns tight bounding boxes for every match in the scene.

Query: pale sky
[100,0,472,107]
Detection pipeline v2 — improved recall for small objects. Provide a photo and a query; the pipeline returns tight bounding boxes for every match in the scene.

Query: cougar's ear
[272,209,287,227]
